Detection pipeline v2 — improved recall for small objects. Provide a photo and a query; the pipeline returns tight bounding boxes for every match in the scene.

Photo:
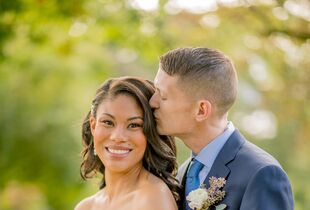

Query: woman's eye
[128,123,142,128]
[101,120,114,127]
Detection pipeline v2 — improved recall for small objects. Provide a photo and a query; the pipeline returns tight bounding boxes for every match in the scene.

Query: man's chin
[156,126,166,135]
[157,128,173,136]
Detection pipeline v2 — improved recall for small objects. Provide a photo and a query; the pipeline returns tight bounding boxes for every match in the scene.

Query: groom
[149,47,294,210]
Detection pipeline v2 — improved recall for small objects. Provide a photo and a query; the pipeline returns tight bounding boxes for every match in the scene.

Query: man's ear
[89,116,96,135]
[195,100,212,122]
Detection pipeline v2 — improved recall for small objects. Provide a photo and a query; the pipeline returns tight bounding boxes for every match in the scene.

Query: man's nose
[149,93,159,108]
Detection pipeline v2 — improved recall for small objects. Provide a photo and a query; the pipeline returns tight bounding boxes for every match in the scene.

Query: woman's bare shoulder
[74,193,97,210]
[137,174,177,210]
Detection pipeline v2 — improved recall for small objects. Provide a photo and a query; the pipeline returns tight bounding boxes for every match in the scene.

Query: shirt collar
[193,122,235,168]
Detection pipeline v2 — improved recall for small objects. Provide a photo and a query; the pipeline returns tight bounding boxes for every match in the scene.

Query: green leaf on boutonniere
[215,204,227,210]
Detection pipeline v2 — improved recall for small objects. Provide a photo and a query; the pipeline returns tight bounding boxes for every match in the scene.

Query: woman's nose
[110,126,128,142]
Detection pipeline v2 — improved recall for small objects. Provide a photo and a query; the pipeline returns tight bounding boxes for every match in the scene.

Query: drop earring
[94,147,97,156]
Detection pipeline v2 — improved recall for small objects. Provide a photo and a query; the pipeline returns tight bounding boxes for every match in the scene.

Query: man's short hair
[159,47,238,116]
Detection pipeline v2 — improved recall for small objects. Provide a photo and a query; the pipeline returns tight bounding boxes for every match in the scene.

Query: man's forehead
[154,69,193,99]
[154,68,178,89]
[154,68,163,85]
[154,72,169,96]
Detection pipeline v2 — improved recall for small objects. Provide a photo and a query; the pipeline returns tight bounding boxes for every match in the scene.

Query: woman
[75,77,180,210]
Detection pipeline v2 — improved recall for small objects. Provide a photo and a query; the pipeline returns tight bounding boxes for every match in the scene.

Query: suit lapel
[177,158,191,210]
[177,158,191,185]
[203,130,245,187]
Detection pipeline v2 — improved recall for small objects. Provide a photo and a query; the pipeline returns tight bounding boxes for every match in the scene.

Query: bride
[75,77,179,210]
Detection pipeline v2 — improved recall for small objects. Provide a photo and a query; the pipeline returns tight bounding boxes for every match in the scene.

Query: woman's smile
[105,145,132,157]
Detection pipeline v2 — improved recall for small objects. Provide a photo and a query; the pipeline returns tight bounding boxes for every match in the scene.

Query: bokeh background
[0,0,309,209]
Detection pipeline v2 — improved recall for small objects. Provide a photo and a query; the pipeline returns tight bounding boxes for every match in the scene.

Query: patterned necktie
[185,159,204,210]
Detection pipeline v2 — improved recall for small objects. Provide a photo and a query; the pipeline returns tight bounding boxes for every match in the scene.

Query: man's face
[149,68,196,137]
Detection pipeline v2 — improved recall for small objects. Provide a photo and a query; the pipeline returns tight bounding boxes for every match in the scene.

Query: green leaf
[215,204,227,210]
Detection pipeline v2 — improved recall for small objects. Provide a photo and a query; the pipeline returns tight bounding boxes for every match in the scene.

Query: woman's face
[90,94,147,173]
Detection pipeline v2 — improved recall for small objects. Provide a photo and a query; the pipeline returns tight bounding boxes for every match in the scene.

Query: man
[149,47,294,210]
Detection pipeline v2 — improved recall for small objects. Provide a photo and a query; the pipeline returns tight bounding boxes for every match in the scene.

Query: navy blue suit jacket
[177,130,294,210]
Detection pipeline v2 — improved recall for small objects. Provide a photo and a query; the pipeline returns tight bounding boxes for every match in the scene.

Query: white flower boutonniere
[186,176,227,210]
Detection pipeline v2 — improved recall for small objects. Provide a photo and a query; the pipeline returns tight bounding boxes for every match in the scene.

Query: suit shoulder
[241,140,281,166]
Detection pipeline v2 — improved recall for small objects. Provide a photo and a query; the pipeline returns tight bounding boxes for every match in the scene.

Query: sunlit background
[0,0,309,209]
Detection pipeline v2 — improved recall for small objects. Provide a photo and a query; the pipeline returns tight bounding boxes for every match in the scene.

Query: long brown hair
[80,76,180,201]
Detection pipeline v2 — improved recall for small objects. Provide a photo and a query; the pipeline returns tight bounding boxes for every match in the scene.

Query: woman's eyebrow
[101,113,115,119]
[128,116,144,121]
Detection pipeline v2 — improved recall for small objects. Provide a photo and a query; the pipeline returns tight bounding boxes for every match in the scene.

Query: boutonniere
[186,176,227,210]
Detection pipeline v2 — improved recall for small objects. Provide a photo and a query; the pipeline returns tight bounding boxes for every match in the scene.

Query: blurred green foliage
[0,0,309,209]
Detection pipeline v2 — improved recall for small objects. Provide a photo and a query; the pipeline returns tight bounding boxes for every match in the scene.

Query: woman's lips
[105,146,132,156]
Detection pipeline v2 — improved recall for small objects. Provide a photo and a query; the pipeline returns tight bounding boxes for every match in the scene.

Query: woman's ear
[195,100,212,122]
[89,116,96,135]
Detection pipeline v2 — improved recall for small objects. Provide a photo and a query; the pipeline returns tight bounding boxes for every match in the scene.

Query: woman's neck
[103,164,147,199]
